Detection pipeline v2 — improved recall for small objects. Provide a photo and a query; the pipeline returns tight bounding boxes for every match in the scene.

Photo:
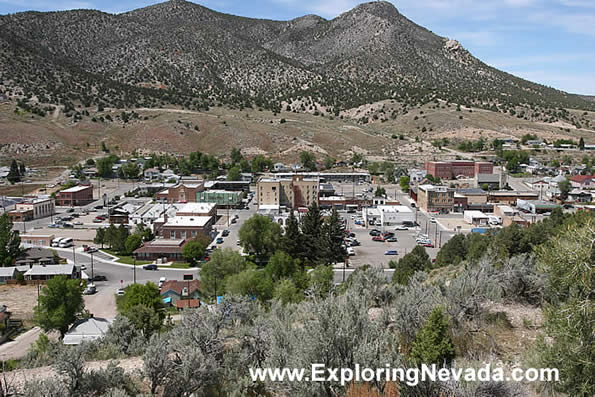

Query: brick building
[425,161,493,180]
[257,175,319,209]
[157,215,214,240]
[156,182,204,203]
[417,185,455,213]
[56,185,94,206]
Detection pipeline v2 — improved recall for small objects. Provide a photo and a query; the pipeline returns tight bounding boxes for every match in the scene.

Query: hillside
[1,0,594,117]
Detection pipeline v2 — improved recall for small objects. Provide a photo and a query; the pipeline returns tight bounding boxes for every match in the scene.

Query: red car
[372,236,385,242]
[423,242,435,248]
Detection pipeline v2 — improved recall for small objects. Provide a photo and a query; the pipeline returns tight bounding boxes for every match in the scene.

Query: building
[475,173,505,190]
[195,190,242,208]
[425,161,493,180]
[176,203,217,217]
[417,185,455,213]
[7,198,55,222]
[16,247,58,267]
[203,180,251,192]
[257,175,319,209]
[516,199,561,214]
[156,182,204,203]
[20,234,55,247]
[63,317,113,345]
[494,205,519,218]
[0,267,17,282]
[408,169,427,185]
[488,191,539,205]
[157,215,213,240]
[570,175,594,190]
[143,168,161,181]
[275,172,371,183]
[24,264,77,280]
[568,189,593,203]
[56,185,94,206]
[464,210,490,226]
[160,280,201,307]
[319,196,372,211]
[133,239,188,262]
[363,205,415,226]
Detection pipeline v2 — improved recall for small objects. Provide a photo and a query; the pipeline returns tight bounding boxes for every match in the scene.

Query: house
[160,280,201,307]
[464,210,490,226]
[516,199,561,214]
[0,267,17,281]
[408,169,427,185]
[156,215,214,240]
[133,239,188,262]
[143,168,161,181]
[24,264,77,280]
[63,317,113,345]
[16,247,58,266]
[20,234,55,247]
[568,189,593,203]
[570,175,594,190]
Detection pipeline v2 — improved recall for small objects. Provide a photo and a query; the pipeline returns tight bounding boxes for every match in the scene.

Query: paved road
[0,327,49,360]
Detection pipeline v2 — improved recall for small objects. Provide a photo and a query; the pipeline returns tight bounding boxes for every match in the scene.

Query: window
[170,231,175,239]
[181,231,186,239]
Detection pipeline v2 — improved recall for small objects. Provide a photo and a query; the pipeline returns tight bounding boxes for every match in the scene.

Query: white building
[464,210,490,226]
[363,205,414,226]
[63,317,113,345]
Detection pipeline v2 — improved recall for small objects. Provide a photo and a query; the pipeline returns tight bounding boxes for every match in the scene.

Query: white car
[394,225,408,231]
[430,217,437,223]
[158,277,166,288]
[347,247,355,256]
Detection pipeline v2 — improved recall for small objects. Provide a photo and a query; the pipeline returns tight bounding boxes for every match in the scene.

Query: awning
[162,297,172,304]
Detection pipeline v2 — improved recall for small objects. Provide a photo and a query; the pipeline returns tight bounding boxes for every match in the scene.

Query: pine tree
[281,210,304,263]
[0,214,21,266]
[301,202,323,264]
[18,162,26,176]
[7,159,20,184]
[94,227,105,248]
[409,307,455,366]
[320,207,347,265]
[579,137,585,150]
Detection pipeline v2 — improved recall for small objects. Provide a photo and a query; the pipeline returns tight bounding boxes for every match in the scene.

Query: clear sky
[2,0,595,95]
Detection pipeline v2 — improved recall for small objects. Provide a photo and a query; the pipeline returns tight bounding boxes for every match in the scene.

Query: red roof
[176,299,200,309]
[160,280,201,296]
[570,175,594,183]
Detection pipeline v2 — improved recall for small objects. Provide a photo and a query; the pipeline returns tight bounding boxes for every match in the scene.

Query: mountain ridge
[0,0,593,119]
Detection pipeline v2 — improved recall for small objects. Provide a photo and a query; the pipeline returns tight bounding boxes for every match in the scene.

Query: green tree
[239,215,282,262]
[391,245,430,285]
[409,307,455,366]
[225,267,273,302]
[300,151,317,171]
[182,239,206,266]
[374,186,386,197]
[118,282,164,337]
[319,208,347,265]
[434,234,467,268]
[0,213,21,266]
[309,265,333,297]
[578,137,585,150]
[239,158,252,173]
[199,248,248,297]
[280,210,304,262]
[301,202,323,264]
[124,234,143,255]
[399,176,410,192]
[558,178,571,200]
[230,147,243,164]
[536,220,594,396]
[7,159,20,184]
[94,227,105,248]
[265,250,298,281]
[323,156,335,170]
[118,162,139,180]
[96,157,115,178]
[226,166,241,181]
[33,276,85,337]
[273,279,303,305]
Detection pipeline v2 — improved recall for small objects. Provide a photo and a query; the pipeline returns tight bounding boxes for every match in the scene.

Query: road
[0,327,56,360]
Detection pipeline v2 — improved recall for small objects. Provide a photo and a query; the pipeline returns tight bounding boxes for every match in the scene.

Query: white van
[59,237,74,248]
[51,237,64,247]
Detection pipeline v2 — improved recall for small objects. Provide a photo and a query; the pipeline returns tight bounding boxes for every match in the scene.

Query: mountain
[0,0,593,116]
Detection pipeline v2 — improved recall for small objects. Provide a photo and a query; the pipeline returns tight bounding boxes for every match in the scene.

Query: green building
[196,190,242,207]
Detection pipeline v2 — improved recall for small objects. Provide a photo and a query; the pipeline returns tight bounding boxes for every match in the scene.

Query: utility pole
[133,257,136,284]
[90,252,94,281]
[72,245,76,267]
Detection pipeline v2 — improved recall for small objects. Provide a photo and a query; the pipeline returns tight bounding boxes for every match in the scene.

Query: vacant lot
[0,284,39,323]
[0,183,44,197]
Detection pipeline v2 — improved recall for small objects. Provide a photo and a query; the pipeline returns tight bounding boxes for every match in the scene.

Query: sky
[1,0,595,95]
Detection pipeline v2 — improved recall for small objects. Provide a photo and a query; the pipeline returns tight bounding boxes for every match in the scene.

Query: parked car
[158,277,166,288]
[143,264,158,270]
[66,208,75,213]
[369,229,381,236]
[216,237,224,244]
[83,284,96,295]
[382,232,395,238]
[84,246,98,253]
[394,225,408,231]
[384,250,398,256]
[372,236,385,242]
[349,240,361,247]
[385,237,398,242]
[430,217,437,223]
[94,205,104,210]
[116,288,125,296]
[423,242,435,248]
[73,221,83,226]
[347,247,355,256]
[92,218,103,223]
[90,275,107,282]
[48,224,59,228]
[236,240,241,246]
[222,230,230,237]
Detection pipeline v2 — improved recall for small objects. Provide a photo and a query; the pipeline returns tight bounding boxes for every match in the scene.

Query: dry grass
[0,284,40,322]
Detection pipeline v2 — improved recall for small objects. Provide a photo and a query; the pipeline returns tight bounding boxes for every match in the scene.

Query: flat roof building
[56,185,93,207]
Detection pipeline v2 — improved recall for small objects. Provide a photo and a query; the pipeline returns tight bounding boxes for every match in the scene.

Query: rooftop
[24,264,75,276]
[177,202,216,213]
[164,216,212,228]
[63,317,113,345]
[60,185,92,193]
